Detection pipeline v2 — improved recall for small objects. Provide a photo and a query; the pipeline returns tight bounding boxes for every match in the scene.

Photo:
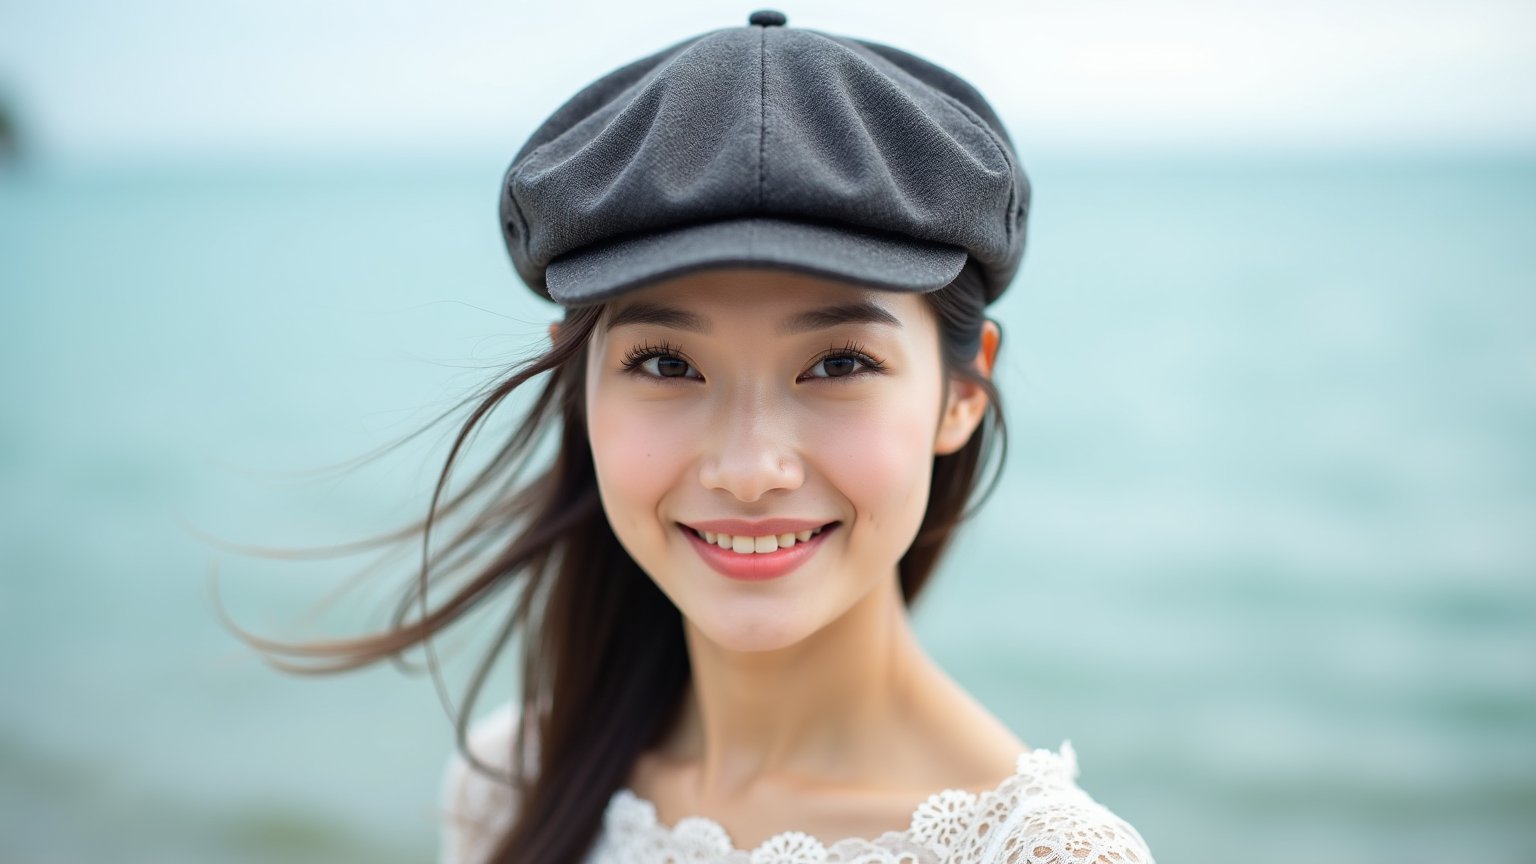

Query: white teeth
[691,525,831,555]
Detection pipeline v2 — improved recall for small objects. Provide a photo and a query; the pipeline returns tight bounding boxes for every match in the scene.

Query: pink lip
[683,517,836,536]
[680,522,838,581]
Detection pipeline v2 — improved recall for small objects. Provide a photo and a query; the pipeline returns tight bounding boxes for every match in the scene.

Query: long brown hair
[215,257,1006,863]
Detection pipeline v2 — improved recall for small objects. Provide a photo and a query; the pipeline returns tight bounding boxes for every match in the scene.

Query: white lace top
[438,701,1156,864]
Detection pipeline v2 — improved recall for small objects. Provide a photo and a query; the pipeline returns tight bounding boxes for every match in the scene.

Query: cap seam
[757,24,767,212]
[795,29,1020,250]
[929,88,1018,249]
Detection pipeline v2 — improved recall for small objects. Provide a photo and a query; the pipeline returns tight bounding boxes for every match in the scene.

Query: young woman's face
[584,267,975,653]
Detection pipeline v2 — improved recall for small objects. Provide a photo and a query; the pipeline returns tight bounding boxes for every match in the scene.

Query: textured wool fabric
[499,13,1030,306]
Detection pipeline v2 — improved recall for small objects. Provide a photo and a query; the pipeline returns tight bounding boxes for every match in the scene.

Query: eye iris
[822,356,857,377]
[656,356,689,377]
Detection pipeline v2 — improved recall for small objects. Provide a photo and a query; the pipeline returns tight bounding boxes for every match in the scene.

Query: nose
[698,396,804,503]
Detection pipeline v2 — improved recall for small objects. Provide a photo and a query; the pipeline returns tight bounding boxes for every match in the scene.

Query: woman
[233,10,1157,864]
[440,10,1155,862]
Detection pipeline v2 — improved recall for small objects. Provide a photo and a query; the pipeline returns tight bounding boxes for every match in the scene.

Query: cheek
[585,381,694,539]
[806,388,939,533]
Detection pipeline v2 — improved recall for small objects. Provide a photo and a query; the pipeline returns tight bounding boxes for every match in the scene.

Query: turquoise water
[1,154,1533,863]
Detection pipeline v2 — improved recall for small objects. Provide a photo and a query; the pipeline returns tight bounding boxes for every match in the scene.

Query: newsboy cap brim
[544,215,969,306]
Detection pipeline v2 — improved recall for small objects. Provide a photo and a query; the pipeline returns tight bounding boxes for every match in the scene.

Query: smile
[678,521,839,581]
[688,524,827,554]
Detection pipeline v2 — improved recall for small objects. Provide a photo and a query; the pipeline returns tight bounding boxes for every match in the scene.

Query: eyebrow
[605,300,902,335]
[778,301,902,335]
[605,302,709,333]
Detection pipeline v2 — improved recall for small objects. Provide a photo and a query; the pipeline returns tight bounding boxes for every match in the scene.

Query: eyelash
[619,340,887,383]
[619,340,689,378]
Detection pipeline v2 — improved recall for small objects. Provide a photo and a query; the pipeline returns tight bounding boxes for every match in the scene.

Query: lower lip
[681,523,837,581]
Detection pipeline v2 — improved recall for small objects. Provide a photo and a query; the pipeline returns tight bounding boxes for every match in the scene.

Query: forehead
[598,267,930,330]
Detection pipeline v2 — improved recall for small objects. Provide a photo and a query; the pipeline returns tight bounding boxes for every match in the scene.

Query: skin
[570,266,1021,849]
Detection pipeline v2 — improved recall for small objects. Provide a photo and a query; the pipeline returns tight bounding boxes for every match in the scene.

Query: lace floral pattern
[439,703,1156,864]
[582,740,1154,864]
[909,788,979,857]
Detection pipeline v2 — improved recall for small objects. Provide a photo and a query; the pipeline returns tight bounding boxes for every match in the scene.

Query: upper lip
[681,518,837,536]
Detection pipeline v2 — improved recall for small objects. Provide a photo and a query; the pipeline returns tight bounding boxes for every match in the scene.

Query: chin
[685,601,822,654]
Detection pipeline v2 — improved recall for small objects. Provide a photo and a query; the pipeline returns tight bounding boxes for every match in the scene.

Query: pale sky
[2,0,1533,165]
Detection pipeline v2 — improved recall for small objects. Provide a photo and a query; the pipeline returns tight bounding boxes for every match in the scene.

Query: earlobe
[549,321,562,343]
[933,319,1000,456]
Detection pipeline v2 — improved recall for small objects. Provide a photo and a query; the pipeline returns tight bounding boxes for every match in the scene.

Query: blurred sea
[1,154,1533,864]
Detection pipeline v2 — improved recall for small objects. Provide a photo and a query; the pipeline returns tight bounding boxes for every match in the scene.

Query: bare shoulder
[909,664,1031,789]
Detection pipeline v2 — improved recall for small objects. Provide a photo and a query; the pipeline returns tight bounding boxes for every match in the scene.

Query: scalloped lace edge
[602,739,1081,859]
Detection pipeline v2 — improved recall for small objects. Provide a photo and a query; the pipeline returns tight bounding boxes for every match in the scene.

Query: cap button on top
[748,9,787,26]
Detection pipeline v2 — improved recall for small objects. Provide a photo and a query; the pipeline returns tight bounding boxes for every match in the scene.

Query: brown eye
[621,341,703,382]
[656,356,690,377]
[636,354,701,380]
[806,353,872,379]
[818,357,858,377]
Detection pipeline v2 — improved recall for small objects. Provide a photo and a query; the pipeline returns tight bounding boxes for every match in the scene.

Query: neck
[665,572,943,797]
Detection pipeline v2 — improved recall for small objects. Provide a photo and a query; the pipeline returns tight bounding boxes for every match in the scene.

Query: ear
[933,319,1000,456]
[548,321,562,343]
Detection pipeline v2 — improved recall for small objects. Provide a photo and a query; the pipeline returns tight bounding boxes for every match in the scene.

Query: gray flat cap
[500,9,1030,306]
